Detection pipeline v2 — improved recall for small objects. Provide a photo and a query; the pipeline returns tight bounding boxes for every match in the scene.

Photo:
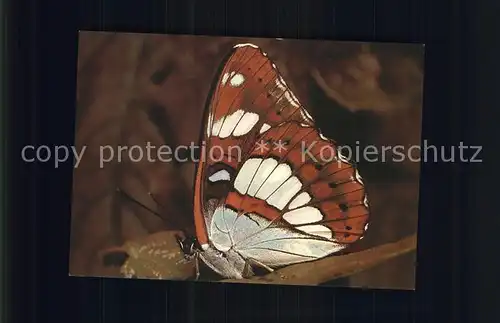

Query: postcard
[70,32,424,290]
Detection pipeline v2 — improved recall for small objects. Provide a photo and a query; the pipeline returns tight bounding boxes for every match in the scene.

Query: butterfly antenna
[148,192,165,210]
[116,187,164,220]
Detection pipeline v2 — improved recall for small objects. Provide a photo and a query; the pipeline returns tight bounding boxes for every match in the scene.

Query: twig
[221,233,417,285]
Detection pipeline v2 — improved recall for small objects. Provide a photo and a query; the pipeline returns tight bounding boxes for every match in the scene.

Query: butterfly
[186,43,370,280]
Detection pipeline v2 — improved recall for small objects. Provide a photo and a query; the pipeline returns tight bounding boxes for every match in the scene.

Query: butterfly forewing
[204,44,314,161]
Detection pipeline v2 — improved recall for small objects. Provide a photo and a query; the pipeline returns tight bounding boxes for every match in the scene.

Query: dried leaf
[101,231,195,280]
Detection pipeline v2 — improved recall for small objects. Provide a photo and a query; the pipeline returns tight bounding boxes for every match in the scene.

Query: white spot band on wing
[259,123,271,134]
[211,109,259,138]
[288,192,312,209]
[208,170,231,182]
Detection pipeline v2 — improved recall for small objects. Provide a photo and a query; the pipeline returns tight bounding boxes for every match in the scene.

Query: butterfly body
[192,43,370,279]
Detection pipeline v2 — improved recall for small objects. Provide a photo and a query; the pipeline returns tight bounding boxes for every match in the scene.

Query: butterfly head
[176,234,200,257]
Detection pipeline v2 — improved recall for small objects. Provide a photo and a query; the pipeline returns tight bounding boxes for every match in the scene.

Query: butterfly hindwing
[225,122,369,246]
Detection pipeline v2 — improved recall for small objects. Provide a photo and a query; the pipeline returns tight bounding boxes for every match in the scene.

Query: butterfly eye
[265,139,273,145]
[314,163,323,170]
[283,139,291,145]
[328,182,337,188]
[339,203,348,212]
[266,93,271,98]
[345,226,352,230]
[258,77,263,82]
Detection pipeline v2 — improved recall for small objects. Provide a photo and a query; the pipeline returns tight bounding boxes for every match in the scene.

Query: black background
[6,0,498,322]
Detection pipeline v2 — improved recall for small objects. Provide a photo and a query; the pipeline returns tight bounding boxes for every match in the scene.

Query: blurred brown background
[70,32,423,289]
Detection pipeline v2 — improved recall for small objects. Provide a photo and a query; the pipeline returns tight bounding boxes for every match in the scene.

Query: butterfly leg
[194,252,201,281]
[174,252,201,280]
